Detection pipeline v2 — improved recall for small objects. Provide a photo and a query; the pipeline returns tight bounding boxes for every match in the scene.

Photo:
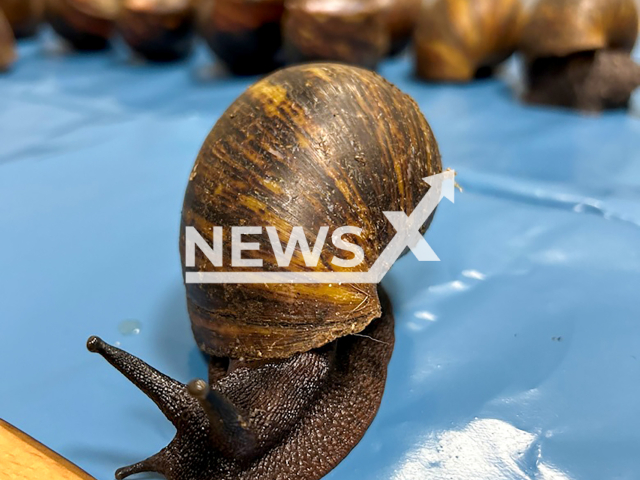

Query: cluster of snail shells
[41,0,196,59]
[412,0,640,110]
[413,0,639,81]
[180,62,442,360]
[0,0,419,70]
[199,0,421,75]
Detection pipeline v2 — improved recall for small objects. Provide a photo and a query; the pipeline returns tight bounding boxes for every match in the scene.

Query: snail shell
[520,0,640,111]
[180,63,442,360]
[118,0,195,62]
[198,0,285,75]
[519,0,638,59]
[0,0,44,38]
[45,0,118,50]
[0,8,16,71]
[282,0,390,69]
[381,0,421,56]
[414,0,525,82]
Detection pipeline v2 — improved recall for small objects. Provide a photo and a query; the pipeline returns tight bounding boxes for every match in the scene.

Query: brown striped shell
[414,0,525,82]
[282,0,390,70]
[0,8,16,71]
[198,0,285,75]
[180,63,442,360]
[0,0,44,38]
[118,0,195,61]
[46,0,119,50]
[381,0,422,55]
[519,0,638,59]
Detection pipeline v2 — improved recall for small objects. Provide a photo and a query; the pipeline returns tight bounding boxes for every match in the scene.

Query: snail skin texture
[118,0,195,62]
[46,0,118,50]
[520,0,640,111]
[198,0,285,75]
[0,0,44,38]
[414,0,525,82]
[0,8,16,71]
[282,0,390,70]
[87,63,443,480]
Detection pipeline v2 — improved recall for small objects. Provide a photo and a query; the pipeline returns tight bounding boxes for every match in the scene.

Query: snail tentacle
[86,336,194,425]
[115,453,165,480]
[187,379,258,460]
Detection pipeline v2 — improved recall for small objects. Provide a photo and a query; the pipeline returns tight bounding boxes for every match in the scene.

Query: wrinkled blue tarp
[1,31,640,480]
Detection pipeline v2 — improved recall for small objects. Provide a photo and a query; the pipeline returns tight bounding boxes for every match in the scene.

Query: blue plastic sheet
[1,32,640,480]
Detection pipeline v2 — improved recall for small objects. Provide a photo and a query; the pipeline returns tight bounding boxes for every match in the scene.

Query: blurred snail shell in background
[519,0,640,111]
[282,0,390,70]
[0,7,16,71]
[380,0,421,56]
[198,0,285,75]
[118,0,196,61]
[45,0,118,50]
[0,0,44,38]
[414,0,525,82]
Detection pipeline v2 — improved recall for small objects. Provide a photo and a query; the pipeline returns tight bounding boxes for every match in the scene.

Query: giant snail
[197,0,286,75]
[0,0,44,38]
[380,0,422,56]
[0,7,16,71]
[414,0,526,82]
[281,0,390,70]
[45,0,196,57]
[117,0,196,62]
[86,63,447,480]
[519,0,640,111]
[45,0,118,50]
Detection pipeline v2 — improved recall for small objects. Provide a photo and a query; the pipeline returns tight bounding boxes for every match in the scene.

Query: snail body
[414,0,524,82]
[0,8,16,71]
[46,0,118,50]
[87,63,442,480]
[0,0,44,38]
[520,0,640,111]
[118,0,195,62]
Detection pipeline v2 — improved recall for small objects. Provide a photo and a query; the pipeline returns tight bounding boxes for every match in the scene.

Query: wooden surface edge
[0,418,97,480]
